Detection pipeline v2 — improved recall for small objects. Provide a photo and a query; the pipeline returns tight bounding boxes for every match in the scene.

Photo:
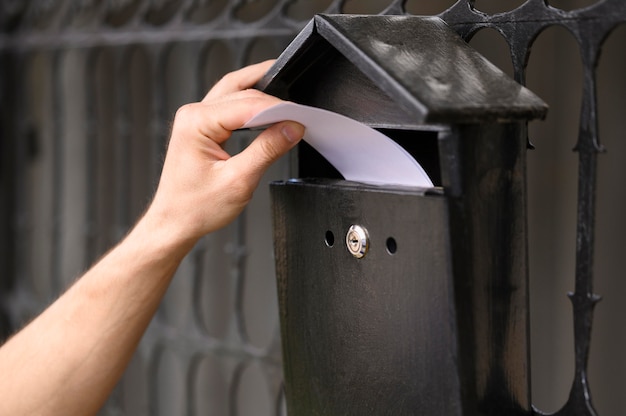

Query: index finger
[176,90,284,145]
[202,60,275,102]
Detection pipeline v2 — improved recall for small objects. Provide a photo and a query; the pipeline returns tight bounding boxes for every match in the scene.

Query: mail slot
[258,14,547,415]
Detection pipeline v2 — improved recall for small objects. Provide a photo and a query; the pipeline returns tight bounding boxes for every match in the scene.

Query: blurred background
[0,0,624,415]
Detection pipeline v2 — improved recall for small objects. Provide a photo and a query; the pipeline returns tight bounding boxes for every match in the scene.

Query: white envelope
[243,102,433,188]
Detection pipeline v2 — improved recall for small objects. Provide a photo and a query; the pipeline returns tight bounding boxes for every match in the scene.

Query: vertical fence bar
[115,47,132,238]
[150,45,169,197]
[84,48,100,268]
[12,51,34,318]
[50,50,64,295]
[0,49,17,339]
[555,44,604,416]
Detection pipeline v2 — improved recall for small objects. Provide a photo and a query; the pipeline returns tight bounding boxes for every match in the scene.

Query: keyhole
[346,225,369,258]
[349,234,360,250]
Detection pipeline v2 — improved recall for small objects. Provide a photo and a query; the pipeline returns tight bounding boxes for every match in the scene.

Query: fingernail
[281,122,304,143]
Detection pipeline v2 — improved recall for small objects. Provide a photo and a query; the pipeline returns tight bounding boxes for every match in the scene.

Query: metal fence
[1,1,625,415]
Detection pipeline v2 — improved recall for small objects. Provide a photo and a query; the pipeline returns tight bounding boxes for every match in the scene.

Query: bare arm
[0,60,304,416]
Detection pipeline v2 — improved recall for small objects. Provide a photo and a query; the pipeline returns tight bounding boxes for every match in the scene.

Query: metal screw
[346,225,369,258]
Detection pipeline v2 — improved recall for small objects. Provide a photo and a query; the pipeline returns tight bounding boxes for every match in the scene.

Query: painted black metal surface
[439,123,531,415]
[259,14,547,125]
[263,13,541,415]
[0,52,16,341]
[271,179,462,415]
[271,126,532,416]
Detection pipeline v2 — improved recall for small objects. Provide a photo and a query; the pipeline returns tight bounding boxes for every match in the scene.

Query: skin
[0,60,304,416]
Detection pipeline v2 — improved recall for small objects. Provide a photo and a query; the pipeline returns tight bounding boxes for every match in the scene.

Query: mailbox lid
[271,179,462,416]
[259,14,548,126]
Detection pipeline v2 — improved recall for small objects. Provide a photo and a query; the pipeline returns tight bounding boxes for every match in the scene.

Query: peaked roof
[258,14,547,125]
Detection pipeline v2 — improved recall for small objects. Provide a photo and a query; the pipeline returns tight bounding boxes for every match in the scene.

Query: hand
[145,60,304,246]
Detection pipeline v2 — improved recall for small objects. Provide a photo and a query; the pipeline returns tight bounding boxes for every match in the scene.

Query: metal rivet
[346,225,369,258]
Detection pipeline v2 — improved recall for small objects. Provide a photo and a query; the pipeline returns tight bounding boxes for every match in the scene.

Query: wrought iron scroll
[427,1,626,415]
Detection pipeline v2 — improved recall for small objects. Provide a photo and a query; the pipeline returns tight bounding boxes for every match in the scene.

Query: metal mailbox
[258,14,548,416]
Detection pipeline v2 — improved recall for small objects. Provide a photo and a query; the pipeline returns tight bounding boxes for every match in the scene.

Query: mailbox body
[262,14,547,416]
[272,181,461,415]
[271,123,531,415]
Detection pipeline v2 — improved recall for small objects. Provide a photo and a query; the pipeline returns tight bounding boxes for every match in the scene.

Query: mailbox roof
[258,14,547,125]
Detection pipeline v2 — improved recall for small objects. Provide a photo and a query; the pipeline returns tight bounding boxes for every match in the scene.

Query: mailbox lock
[346,225,369,258]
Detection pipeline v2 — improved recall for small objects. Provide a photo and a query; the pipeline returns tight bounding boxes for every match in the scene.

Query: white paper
[243,102,433,187]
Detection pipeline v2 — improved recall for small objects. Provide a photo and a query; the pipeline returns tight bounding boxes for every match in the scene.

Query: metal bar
[559,42,604,416]
[150,45,169,194]
[115,47,132,237]
[0,50,18,339]
[0,26,300,52]
[50,50,64,295]
[84,49,100,268]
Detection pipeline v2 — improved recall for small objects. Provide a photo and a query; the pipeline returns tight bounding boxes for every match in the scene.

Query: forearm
[0,212,194,416]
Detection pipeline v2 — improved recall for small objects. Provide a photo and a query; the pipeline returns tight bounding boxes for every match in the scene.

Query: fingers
[147,61,304,243]
[176,90,284,146]
[203,60,275,102]
[229,121,305,181]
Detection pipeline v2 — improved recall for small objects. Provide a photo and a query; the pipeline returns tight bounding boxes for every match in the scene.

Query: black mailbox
[257,15,548,415]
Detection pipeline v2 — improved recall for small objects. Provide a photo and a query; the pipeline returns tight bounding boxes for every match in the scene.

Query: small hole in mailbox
[325,230,335,247]
[386,237,397,255]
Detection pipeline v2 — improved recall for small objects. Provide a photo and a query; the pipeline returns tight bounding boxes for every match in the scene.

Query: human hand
[145,60,304,247]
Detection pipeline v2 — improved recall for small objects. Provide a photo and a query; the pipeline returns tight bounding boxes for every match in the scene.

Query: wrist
[130,204,200,260]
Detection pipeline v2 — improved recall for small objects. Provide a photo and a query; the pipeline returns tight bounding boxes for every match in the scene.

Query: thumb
[231,121,305,177]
